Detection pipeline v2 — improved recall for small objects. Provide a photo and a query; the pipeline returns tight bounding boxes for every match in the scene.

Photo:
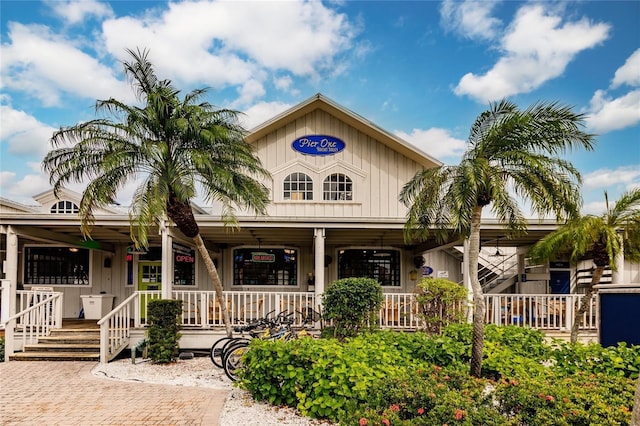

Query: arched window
[50,200,79,214]
[284,173,313,200]
[323,173,352,200]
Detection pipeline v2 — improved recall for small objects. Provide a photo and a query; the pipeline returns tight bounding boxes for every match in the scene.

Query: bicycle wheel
[223,342,250,381]
[210,337,233,368]
[219,337,250,368]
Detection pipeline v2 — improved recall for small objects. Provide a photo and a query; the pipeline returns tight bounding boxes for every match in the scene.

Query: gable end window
[323,173,352,201]
[50,200,79,214]
[284,173,313,200]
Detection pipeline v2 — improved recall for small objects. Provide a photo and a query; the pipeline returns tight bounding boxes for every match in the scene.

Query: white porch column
[463,238,473,322]
[3,226,19,319]
[314,228,326,307]
[160,220,173,299]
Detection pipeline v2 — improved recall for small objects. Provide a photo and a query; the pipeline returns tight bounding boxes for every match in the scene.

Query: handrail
[98,292,139,363]
[2,291,63,361]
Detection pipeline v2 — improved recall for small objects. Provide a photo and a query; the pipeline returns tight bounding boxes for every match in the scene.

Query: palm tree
[400,99,595,377]
[528,189,640,343]
[42,48,271,337]
[633,375,640,426]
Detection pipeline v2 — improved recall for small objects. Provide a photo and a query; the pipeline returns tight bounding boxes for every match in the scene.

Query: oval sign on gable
[292,135,345,156]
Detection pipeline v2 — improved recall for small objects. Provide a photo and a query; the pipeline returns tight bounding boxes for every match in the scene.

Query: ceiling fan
[490,239,505,257]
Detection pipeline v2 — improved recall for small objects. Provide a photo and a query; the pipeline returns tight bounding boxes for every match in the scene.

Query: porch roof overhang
[1,213,561,255]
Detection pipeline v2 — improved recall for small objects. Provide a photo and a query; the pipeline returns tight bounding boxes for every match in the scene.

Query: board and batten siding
[251,108,422,220]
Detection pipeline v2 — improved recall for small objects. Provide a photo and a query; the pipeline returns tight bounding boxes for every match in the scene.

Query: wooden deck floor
[62,319,100,329]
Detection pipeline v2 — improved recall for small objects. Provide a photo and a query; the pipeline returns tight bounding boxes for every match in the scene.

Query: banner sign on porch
[291,135,345,156]
[251,252,276,263]
[422,266,433,277]
[173,243,195,263]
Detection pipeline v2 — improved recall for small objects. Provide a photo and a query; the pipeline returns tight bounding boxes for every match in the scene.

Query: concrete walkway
[0,361,229,425]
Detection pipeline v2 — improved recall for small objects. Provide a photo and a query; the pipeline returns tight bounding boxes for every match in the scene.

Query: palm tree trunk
[632,374,640,426]
[570,266,603,344]
[469,206,485,378]
[193,234,233,337]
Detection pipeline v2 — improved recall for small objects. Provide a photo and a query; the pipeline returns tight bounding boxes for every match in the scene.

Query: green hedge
[238,326,639,425]
[147,299,182,363]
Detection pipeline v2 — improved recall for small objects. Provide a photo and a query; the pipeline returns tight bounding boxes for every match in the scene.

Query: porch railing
[171,290,318,327]
[135,291,598,332]
[1,290,63,361]
[484,294,598,331]
[97,292,142,363]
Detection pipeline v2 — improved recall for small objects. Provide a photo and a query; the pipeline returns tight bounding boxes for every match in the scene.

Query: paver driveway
[0,361,228,425]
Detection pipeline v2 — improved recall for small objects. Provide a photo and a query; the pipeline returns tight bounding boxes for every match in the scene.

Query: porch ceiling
[8,217,560,254]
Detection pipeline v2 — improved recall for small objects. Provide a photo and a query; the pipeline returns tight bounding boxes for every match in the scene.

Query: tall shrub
[147,299,182,363]
[322,277,383,338]
[414,277,467,334]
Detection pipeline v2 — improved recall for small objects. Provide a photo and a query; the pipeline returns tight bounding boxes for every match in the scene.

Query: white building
[2,94,638,360]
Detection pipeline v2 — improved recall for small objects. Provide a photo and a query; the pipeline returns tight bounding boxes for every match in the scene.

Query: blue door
[549,270,570,294]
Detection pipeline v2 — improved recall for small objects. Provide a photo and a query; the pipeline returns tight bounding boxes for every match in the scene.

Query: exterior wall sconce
[409,269,418,281]
[307,272,315,291]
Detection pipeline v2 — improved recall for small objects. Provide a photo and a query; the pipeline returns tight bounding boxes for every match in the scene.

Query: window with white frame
[323,173,352,200]
[284,172,313,200]
[50,200,79,214]
[24,246,90,285]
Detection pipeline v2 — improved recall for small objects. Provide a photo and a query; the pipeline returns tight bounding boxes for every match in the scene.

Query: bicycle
[219,310,301,381]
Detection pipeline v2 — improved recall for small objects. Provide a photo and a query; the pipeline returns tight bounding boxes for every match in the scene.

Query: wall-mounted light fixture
[307,272,315,291]
[409,270,418,281]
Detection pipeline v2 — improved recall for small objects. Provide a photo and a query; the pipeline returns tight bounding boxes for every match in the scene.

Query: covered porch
[2,285,599,362]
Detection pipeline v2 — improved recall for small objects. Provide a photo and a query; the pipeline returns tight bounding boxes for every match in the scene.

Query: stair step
[50,329,100,336]
[9,351,100,361]
[38,336,100,345]
[24,343,100,353]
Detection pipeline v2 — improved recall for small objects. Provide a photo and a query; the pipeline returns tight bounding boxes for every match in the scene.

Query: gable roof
[246,93,443,169]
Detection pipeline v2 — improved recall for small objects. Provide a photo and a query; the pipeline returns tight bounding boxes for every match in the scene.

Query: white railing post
[565,295,575,331]
[4,318,15,361]
[1,279,12,324]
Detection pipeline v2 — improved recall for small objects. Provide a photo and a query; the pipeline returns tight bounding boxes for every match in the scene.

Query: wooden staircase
[9,328,100,361]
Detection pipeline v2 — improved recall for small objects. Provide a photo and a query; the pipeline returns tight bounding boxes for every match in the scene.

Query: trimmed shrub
[322,277,383,338]
[146,299,182,363]
[413,277,468,334]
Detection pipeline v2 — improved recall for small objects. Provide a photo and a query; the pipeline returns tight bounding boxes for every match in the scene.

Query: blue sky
[1,0,638,215]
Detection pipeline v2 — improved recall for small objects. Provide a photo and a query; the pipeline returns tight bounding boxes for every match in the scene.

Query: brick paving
[0,361,228,425]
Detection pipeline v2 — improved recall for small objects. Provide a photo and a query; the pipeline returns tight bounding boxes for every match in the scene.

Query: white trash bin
[80,294,115,319]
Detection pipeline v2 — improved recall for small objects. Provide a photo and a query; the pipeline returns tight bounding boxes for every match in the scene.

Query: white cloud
[0,23,132,106]
[241,101,294,130]
[583,166,640,191]
[46,0,114,25]
[454,4,610,102]
[611,48,640,88]
[586,89,640,132]
[0,105,56,157]
[101,0,358,91]
[0,172,52,205]
[394,127,466,162]
[274,76,294,92]
[232,79,266,109]
[585,49,640,133]
[440,0,502,41]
